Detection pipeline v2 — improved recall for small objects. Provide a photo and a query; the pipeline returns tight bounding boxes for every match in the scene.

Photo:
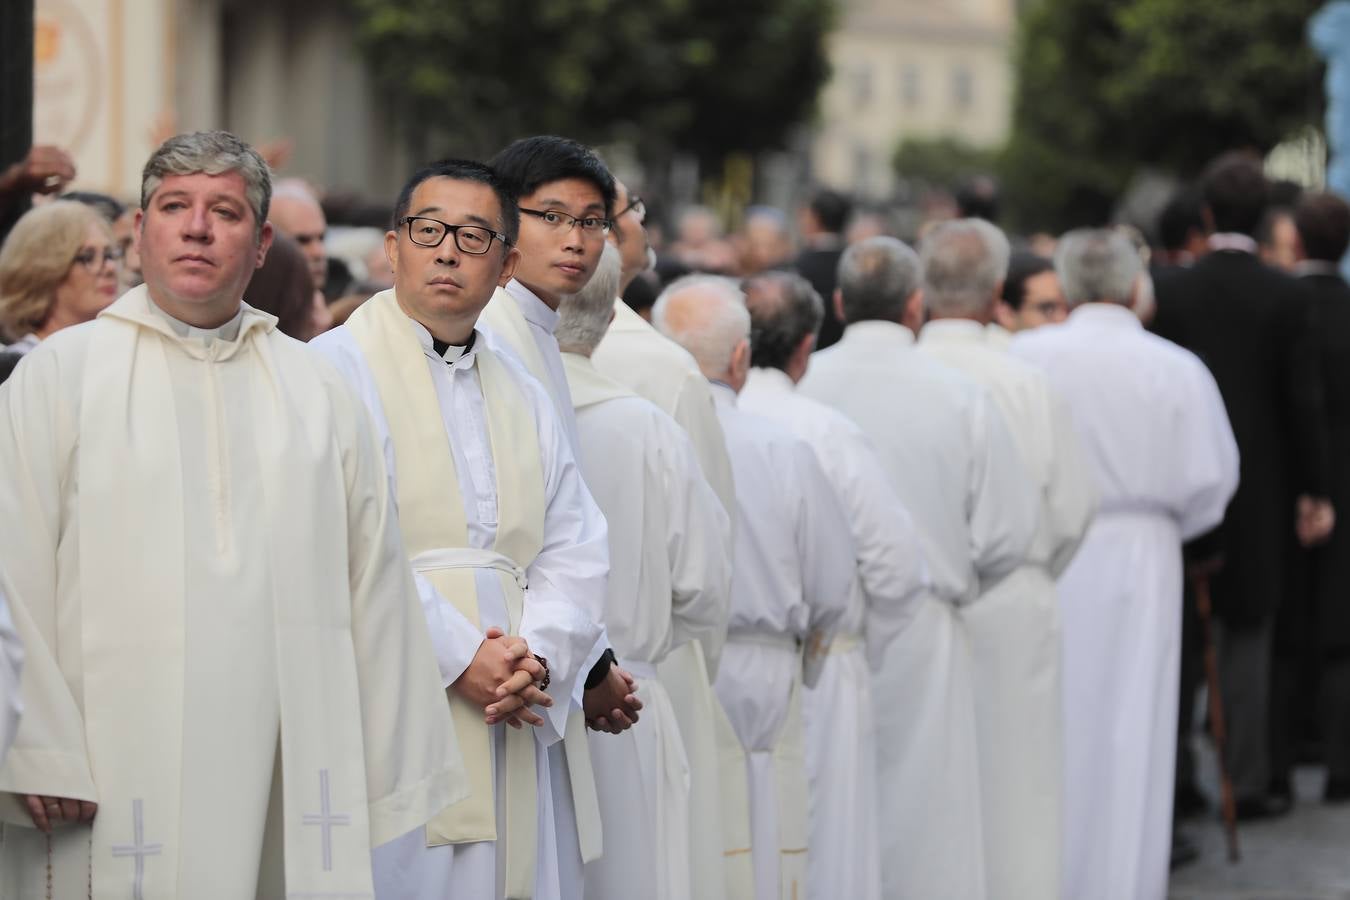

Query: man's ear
[832,288,845,324]
[255,221,275,268]
[904,288,925,328]
[384,230,399,275]
[732,337,751,377]
[498,246,522,287]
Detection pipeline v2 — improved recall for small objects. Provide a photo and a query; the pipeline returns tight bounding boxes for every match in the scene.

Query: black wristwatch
[584,648,617,690]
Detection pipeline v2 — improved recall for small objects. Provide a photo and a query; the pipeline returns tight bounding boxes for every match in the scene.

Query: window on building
[952,65,974,110]
[852,64,874,110]
[901,64,921,109]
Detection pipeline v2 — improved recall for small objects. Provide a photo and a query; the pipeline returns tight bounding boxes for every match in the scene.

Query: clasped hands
[453,627,552,729]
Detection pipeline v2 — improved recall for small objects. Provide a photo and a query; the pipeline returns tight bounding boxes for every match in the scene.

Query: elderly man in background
[592,176,742,900]
[799,236,1039,899]
[1013,229,1239,900]
[740,270,930,900]
[557,244,732,900]
[915,219,1098,899]
[657,275,854,900]
[268,179,330,295]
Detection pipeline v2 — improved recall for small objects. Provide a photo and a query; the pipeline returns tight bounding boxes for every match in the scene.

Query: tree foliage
[892,136,999,191]
[344,0,836,169]
[1001,0,1325,231]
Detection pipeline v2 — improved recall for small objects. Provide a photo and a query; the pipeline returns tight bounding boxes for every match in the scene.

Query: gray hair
[743,271,823,372]
[556,242,623,356]
[920,218,1010,318]
[837,236,923,324]
[652,274,751,379]
[1054,228,1142,306]
[141,131,272,235]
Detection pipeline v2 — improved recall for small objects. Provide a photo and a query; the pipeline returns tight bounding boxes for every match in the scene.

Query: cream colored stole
[77,287,374,899]
[481,286,605,864]
[347,291,544,898]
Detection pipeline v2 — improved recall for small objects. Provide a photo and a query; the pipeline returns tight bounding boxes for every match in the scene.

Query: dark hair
[0,350,21,386]
[489,136,616,220]
[808,189,852,234]
[1294,192,1350,263]
[1200,151,1269,236]
[956,175,999,222]
[743,271,824,371]
[1001,251,1055,311]
[244,231,317,340]
[621,270,658,314]
[62,191,126,223]
[391,159,520,246]
[1157,188,1206,252]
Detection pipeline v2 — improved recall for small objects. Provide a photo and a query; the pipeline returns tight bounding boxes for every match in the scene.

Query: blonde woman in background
[0,200,120,353]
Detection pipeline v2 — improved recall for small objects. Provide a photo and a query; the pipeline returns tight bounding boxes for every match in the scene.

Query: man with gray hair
[269,178,329,293]
[740,270,930,900]
[558,245,732,900]
[1013,228,1238,900]
[656,275,854,900]
[0,131,462,898]
[915,218,1098,900]
[799,235,1039,899]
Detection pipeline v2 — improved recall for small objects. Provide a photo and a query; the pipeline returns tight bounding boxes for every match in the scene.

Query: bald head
[653,274,752,390]
[269,181,328,288]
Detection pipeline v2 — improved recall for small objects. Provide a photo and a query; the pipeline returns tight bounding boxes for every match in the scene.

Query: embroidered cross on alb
[110,798,162,900]
[302,769,351,871]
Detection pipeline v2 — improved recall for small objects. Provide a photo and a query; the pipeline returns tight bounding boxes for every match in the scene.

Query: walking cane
[1190,565,1241,862]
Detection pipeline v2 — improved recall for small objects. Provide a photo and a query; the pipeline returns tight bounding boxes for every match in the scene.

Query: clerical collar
[505,279,560,334]
[432,330,476,362]
[146,296,245,344]
[1208,233,1259,255]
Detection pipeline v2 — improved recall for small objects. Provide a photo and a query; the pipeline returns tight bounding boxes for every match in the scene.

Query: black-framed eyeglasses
[72,246,124,270]
[519,207,612,235]
[617,195,646,223]
[399,216,512,254]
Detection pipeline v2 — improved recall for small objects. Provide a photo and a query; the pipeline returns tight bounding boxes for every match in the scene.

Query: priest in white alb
[740,271,931,900]
[656,275,855,900]
[310,161,612,900]
[557,244,733,900]
[1012,229,1238,900]
[915,220,1098,900]
[0,131,464,900]
[591,178,743,900]
[800,236,1040,899]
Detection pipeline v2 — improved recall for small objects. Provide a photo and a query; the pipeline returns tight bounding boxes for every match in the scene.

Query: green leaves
[342,0,835,169]
[1001,0,1325,231]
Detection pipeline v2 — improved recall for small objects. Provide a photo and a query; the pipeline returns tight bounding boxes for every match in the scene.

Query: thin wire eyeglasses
[399,216,513,254]
[72,247,124,270]
[617,195,646,223]
[519,207,612,235]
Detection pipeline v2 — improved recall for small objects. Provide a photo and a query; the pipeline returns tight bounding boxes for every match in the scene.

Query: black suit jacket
[1284,270,1350,650]
[1153,251,1330,626]
[795,245,845,350]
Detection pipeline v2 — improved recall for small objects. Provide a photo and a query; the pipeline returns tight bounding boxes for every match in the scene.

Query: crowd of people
[0,129,1344,900]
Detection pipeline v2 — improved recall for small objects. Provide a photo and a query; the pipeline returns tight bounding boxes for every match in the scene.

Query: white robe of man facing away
[656,277,854,900]
[740,367,930,900]
[565,355,728,900]
[590,294,746,900]
[800,237,1039,900]
[1011,229,1238,900]
[0,287,463,900]
[915,219,1099,900]
[557,245,732,900]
